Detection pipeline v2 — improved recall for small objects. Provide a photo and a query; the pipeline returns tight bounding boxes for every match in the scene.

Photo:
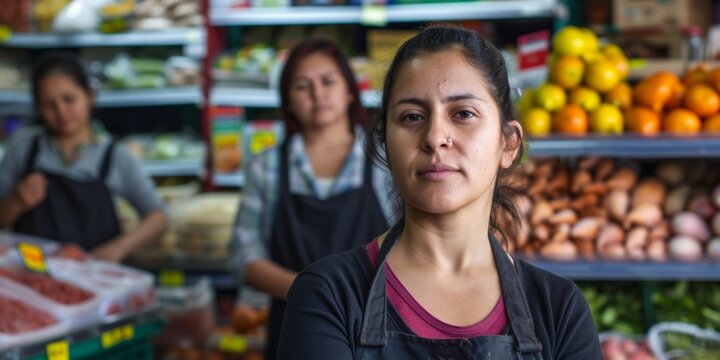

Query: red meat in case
[0,268,94,305]
[0,295,56,334]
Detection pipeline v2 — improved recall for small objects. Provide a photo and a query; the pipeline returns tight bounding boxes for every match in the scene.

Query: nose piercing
[447,137,453,144]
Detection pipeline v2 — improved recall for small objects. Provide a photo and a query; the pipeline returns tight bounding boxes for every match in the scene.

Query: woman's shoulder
[7,126,43,146]
[515,258,580,297]
[301,245,374,282]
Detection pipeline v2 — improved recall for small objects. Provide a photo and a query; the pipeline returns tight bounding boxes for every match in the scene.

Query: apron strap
[489,233,543,353]
[99,141,116,181]
[359,218,404,346]
[23,135,41,175]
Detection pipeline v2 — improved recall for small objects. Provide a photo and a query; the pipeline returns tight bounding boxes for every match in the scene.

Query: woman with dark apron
[229,39,392,359]
[278,26,603,359]
[0,52,168,262]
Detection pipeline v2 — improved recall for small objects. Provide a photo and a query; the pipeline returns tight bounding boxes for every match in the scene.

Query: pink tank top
[366,238,507,339]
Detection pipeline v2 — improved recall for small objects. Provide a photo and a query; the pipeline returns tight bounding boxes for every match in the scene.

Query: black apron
[266,139,389,359]
[356,219,545,359]
[13,135,121,251]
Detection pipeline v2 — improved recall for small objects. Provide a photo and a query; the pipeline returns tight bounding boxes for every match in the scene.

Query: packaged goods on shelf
[0,281,71,351]
[173,193,240,256]
[33,0,70,32]
[154,276,215,349]
[211,107,244,174]
[613,0,714,32]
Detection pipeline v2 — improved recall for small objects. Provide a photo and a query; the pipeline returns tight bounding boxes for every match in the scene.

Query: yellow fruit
[584,60,621,93]
[549,55,585,89]
[580,28,599,53]
[553,26,586,56]
[590,103,624,134]
[522,107,552,136]
[602,44,625,58]
[606,54,629,80]
[516,88,536,117]
[535,83,567,112]
[569,86,601,112]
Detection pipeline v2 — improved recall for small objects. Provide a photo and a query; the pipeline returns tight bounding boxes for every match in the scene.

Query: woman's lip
[417,163,459,180]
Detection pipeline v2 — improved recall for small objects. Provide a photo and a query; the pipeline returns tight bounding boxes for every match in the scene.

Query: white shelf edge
[211,86,381,108]
[0,87,202,108]
[1,28,205,48]
[141,158,203,177]
[210,0,556,25]
[213,171,245,187]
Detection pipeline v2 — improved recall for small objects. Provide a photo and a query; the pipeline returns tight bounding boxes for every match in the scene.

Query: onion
[607,167,638,191]
[647,240,668,262]
[574,238,595,260]
[626,227,648,261]
[570,193,599,211]
[632,178,666,207]
[655,161,686,185]
[571,170,592,194]
[530,200,553,225]
[578,156,601,171]
[549,209,578,225]
[571,217,604,240]
[597,223,625,249]
[551,223,571,243]
[713,212,720,236]
[532,223,551,242]
[672,211,711,242]
[604,190,630,222]
[624,204,663,229]
[708,238,720,261]
[664,185,691,216]
[688,193,715,219]
[649,220,670,243]
[599,243,627,261]
[540,241,577,261]
[595,158,616,180]
[668,235,703,262]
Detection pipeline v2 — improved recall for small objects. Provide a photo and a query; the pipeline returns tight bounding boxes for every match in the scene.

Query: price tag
[0,25,11,43]
[219,335,247,353]
[101,324,134,349]
[17,242,47,273]
[46,340,69,360]
[159,269,185,287]
[361,5,388,27]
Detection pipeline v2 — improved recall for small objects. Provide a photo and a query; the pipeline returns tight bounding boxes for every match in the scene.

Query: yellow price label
[46,340,69,360]
[101,325,134,349]
[17,242,47,273]
[219,335,247,353]
[249,132,277,154]
[159,269,185,287]
[361,5,388,27]
[0,25,11,43]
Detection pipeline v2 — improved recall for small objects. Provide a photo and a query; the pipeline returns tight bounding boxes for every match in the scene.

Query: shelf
[210,0,557,25]
[527,260,720,281]
[211,86,381,108]
[0,87,202,108]
[527,134,720,158]
[1,28,204,49]
[125,250,236,290]
[213,171,246,187]
[141,158,203,177]
[1,307,163,360]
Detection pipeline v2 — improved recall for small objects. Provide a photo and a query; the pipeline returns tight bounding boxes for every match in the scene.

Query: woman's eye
[322,78,336,86]
[455,110,475,119]
[401,113,424,122]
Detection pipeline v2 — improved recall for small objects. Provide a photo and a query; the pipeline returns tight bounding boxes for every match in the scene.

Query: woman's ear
[500,120,523,169]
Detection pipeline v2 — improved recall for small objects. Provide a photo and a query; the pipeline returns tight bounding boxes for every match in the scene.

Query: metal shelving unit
[0,87,202,108]
[528,134,720,158]
[527,260,720,281]
[210,0,557,25]
[213,171,245,188]
[210,86,380,108]
[141,158,203,177]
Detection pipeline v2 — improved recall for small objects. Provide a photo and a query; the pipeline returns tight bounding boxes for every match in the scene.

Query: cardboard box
[613,0,714,31]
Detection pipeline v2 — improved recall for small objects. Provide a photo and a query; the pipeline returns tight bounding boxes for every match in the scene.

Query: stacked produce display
[520,26,720,136]
[0,232,157,351]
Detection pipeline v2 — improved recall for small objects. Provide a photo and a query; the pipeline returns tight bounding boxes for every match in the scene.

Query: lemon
[549,55,584,89]
[590,103,624,133]
[585,60,621,93]
[580,28,599,53]
[569,86,601,112]
[522,107,552,136]
[602,44,625,58]
[516,88,537,117]
[536,83,567,112]
[552,26,586,56]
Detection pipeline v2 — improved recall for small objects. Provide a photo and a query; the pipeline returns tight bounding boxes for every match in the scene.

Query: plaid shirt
[229,127,395,280]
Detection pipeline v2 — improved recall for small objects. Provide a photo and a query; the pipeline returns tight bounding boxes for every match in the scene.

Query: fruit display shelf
[209,0,556,26]
[527,259,720,281]
[528,134,720,158]
[0,307,164,360]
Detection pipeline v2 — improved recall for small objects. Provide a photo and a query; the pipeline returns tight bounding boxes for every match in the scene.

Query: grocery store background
[1,0,720,359]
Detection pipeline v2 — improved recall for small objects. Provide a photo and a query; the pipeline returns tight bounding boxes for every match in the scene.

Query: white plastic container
[0,281,70,350]
[87,260,156,312]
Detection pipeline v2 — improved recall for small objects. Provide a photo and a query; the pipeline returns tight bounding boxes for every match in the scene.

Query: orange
[663,108,701,134]
[584,60,621,93]
[682,65,708,86]
[705,68,720,93]
[634,73,676,112]
[625,106,661,135]
[604,83,633,110]
[703,114,720,132]
[665,81,686,110]
[549,55,585,89]
[606,55,629,80]
[684,84,720,117]
[553,104,588,134]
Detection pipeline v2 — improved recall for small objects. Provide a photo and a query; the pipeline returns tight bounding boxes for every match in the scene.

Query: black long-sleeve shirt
[278,245,602,359]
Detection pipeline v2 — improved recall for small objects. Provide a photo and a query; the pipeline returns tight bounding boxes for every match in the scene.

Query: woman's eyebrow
[390,93,485,109]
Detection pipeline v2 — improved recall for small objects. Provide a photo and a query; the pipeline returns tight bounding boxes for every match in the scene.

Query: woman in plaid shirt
[229,39,394,359]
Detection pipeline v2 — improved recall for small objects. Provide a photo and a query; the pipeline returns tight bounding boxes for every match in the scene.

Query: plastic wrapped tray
[648,322,720,360]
